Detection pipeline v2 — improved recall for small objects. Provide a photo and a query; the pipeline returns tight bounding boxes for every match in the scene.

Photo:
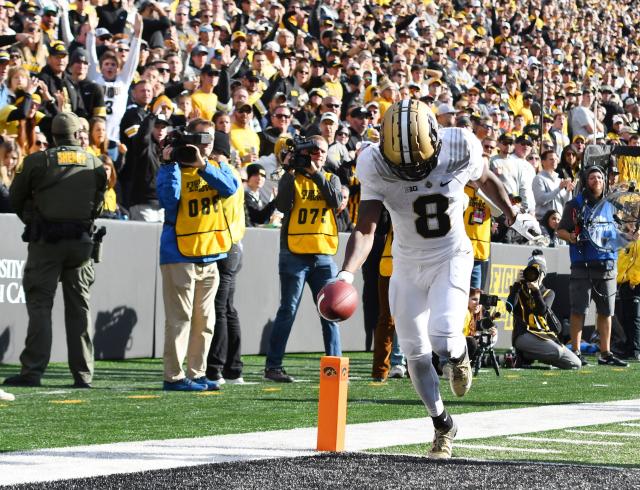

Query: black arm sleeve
[395,14,416,32]
[282,11,303,37]
[213,66,231,105]
[164,81,186,100]
[262,19,279,43]
[529,287,550,315]
[275,172,296,213]
[520,15,537,36]
[132,113,156,160]
[0,34,17,47]
[259,74,288,108]
[307,0,322,39]
[6,95,32,122]
[312,172,342,208]
[490,8,500,37]
[142,17,171,42]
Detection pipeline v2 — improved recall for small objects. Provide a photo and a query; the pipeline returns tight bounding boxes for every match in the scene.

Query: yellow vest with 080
[175,166,232,258]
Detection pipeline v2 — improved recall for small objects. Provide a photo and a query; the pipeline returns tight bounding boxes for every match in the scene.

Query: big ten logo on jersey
[301,189,323,201]
[404,185,418,193]
[57,151,87,166]
[487,264,522,331]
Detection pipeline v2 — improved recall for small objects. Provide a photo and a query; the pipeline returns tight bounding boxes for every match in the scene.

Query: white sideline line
[509,436,623,446]
[621,423,640,427]
[455,444,563,455]
[565,430,640,437]
[0,398,639,485]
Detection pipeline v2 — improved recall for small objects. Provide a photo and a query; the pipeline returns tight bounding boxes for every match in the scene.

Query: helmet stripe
[400,99,411,164]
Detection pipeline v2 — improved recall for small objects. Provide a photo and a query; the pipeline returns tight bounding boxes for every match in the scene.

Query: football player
[337,100,528,459]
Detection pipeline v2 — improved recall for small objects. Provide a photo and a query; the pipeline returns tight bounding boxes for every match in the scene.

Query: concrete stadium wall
[0,214,578,364]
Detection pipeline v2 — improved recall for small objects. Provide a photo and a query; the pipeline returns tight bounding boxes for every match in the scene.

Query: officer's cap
[52,112,81,137]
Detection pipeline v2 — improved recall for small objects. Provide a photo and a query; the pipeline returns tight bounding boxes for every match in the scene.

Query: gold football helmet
[380,100,441,181]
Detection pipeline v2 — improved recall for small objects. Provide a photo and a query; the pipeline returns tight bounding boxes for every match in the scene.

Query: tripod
[472,332,500,376]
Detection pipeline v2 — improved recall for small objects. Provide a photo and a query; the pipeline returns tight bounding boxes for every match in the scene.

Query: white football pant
[389,249,473,416]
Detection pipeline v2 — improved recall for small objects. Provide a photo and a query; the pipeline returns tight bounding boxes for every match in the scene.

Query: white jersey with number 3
[358,127,484,264]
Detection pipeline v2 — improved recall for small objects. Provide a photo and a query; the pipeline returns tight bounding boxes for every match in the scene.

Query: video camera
[477,293,501,333]
[473,293,502,376]
[282,135,321,171]
[479,293,499,308]
[166,129,213,164]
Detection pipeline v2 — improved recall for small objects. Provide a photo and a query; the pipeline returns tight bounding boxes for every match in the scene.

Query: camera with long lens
[165,129,213,164]
[283,135,321,170]
[522,264,541,283]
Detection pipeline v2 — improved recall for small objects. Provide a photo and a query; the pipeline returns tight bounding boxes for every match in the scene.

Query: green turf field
[378,420,640,467]
[1,352,639,460]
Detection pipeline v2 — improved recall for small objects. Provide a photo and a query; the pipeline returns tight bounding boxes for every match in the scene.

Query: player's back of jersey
[357,128,484,263]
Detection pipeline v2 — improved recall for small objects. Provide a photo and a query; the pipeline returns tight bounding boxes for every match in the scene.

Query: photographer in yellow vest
[158,118,238,392]
[264,135,343,382]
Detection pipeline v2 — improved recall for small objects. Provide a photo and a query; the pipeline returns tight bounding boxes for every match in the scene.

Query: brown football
[317,281,358,322]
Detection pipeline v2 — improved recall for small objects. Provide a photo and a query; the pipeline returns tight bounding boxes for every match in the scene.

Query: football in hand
[317,281,358,322]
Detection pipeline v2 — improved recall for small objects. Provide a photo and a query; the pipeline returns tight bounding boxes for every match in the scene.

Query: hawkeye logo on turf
[0,258,26,304]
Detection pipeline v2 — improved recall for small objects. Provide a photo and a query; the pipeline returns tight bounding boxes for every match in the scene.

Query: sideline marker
[316,356,349,451]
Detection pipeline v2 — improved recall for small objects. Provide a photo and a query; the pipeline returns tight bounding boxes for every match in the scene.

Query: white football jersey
[358,127,484,263]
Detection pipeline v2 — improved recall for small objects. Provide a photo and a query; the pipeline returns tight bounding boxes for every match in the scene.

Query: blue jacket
[569,193,617,265]
[157,160,238,265]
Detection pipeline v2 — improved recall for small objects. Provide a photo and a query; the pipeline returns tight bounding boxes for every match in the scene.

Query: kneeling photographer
[157,119,238,391]
[507,250,582,370]
[263,134,344,382]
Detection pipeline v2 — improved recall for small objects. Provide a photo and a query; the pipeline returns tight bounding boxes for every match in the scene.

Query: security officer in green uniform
[4,112,107,389]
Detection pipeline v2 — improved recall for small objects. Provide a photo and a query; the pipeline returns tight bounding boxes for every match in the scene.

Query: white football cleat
[428,420,458,459]
[449,351,472,397]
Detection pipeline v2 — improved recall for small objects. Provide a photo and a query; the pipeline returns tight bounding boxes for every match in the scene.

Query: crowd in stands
[0,0,638,232]
[2,0,640,375]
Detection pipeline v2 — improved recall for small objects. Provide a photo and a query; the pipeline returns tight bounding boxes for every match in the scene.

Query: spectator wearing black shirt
[68,49,106,120]
[259,104,292,157]
[244,163,276,226]
[127,112,169,222]
[345,106,370,154]
[96,0,128,35]
[139,1,171,50]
